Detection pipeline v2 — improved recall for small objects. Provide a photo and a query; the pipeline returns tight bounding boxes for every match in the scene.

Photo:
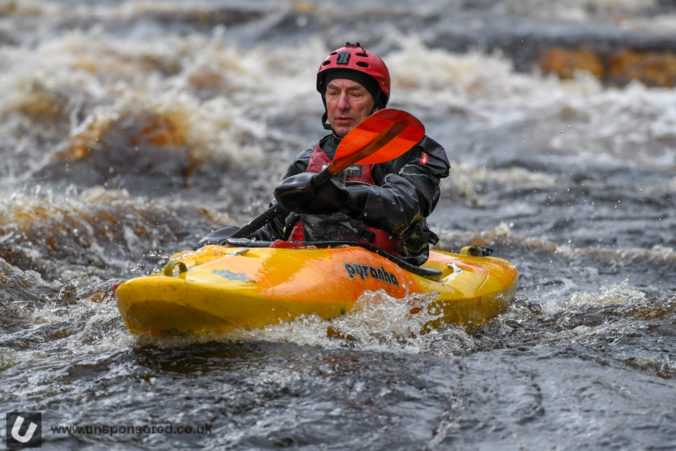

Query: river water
[1,0,674,449]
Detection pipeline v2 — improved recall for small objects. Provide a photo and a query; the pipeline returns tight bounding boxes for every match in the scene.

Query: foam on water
[2,13,675,191]
[568,278,648,306]
[501,0,660,21]
[440,158,560,201]
[0,256,132,387]
[0,185,221,280]
[388,37,676,171]
[0,26,325,184]
[556,242,676,268]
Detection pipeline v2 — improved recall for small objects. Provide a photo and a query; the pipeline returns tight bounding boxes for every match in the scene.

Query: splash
[134,289,448,354]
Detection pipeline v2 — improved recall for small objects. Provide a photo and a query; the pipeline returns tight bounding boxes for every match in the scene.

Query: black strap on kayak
[225,238,443,280]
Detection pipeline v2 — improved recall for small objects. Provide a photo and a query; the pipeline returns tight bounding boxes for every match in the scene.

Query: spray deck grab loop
[163,259,188,276]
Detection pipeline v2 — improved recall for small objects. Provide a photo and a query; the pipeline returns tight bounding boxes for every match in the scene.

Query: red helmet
[316,42,390,108]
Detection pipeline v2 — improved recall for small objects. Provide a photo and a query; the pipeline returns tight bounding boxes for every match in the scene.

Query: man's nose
[337,92,350,109]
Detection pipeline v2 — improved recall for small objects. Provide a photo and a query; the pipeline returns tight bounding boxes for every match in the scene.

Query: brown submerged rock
[538,46,676,87]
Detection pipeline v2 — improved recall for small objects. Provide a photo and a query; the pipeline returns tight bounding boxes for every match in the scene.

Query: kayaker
[204,43,450,266]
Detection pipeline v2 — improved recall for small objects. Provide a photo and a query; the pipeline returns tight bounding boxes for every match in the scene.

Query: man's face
[325,78,376,137]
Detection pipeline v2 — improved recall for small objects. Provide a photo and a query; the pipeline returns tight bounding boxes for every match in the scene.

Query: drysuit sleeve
[344,135,450,235]
[282,147,312,178]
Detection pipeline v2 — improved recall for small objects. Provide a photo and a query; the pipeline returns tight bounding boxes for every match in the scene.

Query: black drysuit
[255,133,450,265]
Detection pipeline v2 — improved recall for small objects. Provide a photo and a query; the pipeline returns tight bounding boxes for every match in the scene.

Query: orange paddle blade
[330,109,425,174]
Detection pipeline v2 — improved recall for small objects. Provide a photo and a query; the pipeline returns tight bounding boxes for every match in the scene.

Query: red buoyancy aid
[288,144,403,255]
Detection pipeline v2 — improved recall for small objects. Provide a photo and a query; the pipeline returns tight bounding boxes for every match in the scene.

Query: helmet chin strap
[321,111,333,131]
[320,95,334,131]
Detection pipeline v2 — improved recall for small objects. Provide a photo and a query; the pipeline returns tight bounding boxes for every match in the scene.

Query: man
[210,43,450,265]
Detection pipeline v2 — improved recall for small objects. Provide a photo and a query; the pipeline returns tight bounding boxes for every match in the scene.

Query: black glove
[341,183,369,217]
[274,172,347,214]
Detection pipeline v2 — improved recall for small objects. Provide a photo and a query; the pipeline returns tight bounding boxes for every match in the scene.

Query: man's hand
[274,172,347,214]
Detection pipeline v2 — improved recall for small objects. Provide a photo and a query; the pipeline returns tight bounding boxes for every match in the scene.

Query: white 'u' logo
[11,415,38,444]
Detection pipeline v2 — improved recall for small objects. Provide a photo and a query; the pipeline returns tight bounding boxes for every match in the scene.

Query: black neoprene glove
[341,183,369,217]
[274,172,347,214]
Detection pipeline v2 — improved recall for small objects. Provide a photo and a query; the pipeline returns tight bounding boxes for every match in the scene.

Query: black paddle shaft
[231,203,284,239]
[231,163,334,239]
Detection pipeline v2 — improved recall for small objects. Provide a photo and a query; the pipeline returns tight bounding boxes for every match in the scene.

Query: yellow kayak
[115,241,518,336]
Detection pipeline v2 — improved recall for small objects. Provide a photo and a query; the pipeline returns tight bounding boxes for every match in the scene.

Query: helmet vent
[356,52,368,57]
[356,62,369,68]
